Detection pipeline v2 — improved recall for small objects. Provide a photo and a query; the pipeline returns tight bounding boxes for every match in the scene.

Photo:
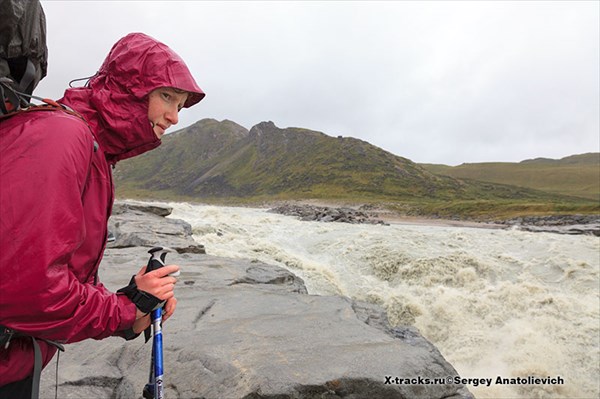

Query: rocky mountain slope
[114,119,576,207]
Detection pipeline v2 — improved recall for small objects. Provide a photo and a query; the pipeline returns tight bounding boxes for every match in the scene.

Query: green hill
[114,119,598,219]
[421,153,600,201]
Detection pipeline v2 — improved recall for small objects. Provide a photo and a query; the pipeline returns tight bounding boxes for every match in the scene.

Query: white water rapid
[164,202,599,399]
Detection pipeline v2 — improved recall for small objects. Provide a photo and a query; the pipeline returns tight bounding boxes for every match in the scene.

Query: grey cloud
[37,0,599,165]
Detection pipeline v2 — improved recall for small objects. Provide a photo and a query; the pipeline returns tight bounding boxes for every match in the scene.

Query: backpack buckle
[0,325,15,349]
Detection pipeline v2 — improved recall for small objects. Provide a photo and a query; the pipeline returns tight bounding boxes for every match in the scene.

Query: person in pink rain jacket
[0,32,205,397]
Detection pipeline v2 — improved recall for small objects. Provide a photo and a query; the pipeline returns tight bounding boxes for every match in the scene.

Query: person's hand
[162,296,177,322]
[134,264,179,301]
[130,264,180,333]
[132,312,151,334]
[132,296,178,333]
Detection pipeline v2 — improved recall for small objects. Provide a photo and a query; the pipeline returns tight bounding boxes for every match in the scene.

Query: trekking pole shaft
[152,307,164,399]
[142,247,173,399]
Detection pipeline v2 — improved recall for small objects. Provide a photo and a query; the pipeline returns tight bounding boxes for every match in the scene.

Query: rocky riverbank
[40,202,473,399]
[497,214,600,236]
[268,204,388,225]
[269,202,600,236]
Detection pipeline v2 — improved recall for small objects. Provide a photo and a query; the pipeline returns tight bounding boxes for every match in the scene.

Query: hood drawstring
[68,74,97,88]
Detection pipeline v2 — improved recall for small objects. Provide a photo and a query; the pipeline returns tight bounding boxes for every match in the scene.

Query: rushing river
[164,202,599,399]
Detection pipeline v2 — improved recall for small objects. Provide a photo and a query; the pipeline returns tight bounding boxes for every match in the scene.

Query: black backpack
[0,0,47,114]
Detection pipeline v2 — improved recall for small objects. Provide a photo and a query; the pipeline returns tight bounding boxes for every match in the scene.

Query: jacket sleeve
[0,112,136,343]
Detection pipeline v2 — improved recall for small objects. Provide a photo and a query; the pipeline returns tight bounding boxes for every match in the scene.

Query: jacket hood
[60,32,205,164]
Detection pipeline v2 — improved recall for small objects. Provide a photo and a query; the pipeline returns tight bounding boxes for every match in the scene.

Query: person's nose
[165,106,179,126]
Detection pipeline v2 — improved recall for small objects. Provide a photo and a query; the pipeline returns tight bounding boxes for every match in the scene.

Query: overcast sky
[36,0,599,165]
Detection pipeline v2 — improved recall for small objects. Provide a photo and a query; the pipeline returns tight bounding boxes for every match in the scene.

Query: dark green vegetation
[115,119,599,220]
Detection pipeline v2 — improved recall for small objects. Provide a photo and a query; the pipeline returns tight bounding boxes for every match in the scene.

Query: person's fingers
[135,270,177,294]
[163,297,177,321]
[144,276,177,287]
[133,264,180,302]
[136,265,148,277]
[156,284,176,300]
[149,264,180,278]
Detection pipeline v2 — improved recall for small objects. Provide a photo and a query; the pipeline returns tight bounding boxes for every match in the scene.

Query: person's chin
[154,127,165,139]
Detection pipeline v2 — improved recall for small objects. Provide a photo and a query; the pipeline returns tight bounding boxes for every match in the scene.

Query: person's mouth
[155,123,168,137]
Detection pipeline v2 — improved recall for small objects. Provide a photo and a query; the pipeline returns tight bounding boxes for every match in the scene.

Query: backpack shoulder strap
[0,97,91,129]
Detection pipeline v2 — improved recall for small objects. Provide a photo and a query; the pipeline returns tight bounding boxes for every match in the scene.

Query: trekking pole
[142,246,178,399]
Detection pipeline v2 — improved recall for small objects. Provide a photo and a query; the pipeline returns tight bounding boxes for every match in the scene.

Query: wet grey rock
[499,214,600,236]
[107,202,206,254]
[269,204,388,226]
[112,202,174,217]
[40,203,472,399]
[228,263,308,294]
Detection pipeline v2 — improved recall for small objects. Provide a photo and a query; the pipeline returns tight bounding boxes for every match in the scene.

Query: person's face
[147,87,189,139]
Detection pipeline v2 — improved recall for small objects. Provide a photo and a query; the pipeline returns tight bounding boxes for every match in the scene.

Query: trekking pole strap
[117,275,164,314]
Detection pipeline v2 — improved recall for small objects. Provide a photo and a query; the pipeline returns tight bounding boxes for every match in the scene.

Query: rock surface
[108,202,206,253]
[498,214,600,236]
[40,203,472,399]
[269,204,388,225]
[271,203,600,236]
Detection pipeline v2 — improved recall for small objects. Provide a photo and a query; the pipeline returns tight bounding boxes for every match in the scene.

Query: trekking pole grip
[143,246,177,399]
[146,246,180,276]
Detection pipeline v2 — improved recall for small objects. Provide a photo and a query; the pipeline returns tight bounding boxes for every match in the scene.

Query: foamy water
[163,202,599,399]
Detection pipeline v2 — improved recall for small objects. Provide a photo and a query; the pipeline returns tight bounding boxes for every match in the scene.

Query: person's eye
[161,92,171,101]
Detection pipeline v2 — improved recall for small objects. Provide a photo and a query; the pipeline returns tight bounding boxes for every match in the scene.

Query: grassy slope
[115,121,599,220]
[421,153,599,201]
[114,118,248,196]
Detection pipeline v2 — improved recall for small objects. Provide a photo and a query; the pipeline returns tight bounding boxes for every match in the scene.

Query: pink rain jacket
[0,32,204,385]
